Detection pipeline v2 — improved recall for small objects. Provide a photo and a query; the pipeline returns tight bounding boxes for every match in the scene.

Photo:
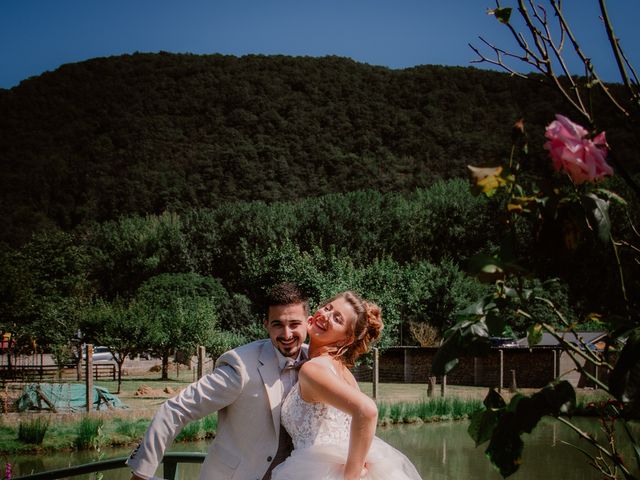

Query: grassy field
[3,364,612,423]
[0,363,613,454]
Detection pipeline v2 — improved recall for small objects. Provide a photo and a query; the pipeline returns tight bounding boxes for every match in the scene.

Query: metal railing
[13,452,207,480]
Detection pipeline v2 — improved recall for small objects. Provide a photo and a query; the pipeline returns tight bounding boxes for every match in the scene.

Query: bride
[272,290,422,480]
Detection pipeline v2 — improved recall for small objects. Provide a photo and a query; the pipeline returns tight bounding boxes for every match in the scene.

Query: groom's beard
[276,337,302,357]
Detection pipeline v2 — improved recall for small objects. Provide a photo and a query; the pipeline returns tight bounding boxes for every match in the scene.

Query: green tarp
[17,383,128,412]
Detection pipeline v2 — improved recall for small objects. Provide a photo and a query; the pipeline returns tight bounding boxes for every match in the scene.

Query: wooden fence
[354,346,608,390]
[0,363,115,386]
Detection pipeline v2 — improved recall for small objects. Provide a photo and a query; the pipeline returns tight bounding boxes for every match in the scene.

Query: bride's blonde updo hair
[326,290,383,368]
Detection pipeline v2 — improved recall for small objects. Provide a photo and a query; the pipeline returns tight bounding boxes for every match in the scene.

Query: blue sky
[1,1,638,89]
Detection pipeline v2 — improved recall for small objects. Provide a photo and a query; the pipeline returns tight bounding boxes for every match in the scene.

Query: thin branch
[619,47,640,90]
[562,439,618,479]
[610,234,629,303]
[550,0,629,118]
[556,416,635,478]
[598,0,635,94]
[518,0,549,65]
[538,322,613,382]
[534,297,609,364]
[469,39,530,79]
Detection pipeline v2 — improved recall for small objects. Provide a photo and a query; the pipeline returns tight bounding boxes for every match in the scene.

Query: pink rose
[544,114,613,184]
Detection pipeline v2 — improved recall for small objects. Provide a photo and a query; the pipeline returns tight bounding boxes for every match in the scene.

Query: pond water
[4,417,639,479]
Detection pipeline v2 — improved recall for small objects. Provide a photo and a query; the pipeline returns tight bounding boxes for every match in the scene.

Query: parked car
[81,346,116,363]
[128,351,152,360]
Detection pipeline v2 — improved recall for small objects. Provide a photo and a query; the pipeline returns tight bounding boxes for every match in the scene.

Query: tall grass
[74,417,104,449]
[378,397,483,424]
[173,414,218,442]
[175,420,203,442]
[17,417,50,444]
[202,414,217,437]
[114,418,148,439]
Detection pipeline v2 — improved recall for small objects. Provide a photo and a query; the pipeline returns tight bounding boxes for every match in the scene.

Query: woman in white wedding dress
[272,291,422,480]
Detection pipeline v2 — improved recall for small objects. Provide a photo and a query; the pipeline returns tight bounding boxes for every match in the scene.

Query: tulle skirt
[271,436,422,480]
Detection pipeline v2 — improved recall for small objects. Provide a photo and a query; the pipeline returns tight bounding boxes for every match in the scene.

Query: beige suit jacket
[127,339,303,480]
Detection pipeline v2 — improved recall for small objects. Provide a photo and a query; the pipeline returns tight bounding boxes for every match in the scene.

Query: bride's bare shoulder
[301,356,333,373]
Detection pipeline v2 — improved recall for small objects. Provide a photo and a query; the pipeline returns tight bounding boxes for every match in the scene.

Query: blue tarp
[17,383,128,412]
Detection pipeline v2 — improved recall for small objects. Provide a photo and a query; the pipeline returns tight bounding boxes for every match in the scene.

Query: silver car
[86,346,115,363]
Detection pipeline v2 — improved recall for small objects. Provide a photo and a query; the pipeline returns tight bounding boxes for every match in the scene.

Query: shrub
[175,420,202,442]
[74,417,104,449]
[17,417,50,445]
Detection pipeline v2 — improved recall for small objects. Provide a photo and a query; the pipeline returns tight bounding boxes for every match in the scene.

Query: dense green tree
[87,212,191,299]
[81,298,153,393]
[0,230,90,362]
[135,272,226,379]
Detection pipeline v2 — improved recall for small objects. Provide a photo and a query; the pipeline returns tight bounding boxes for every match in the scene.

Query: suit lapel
[258,342,281,435]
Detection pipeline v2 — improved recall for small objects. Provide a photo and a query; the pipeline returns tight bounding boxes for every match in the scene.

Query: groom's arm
[126,350,247,479]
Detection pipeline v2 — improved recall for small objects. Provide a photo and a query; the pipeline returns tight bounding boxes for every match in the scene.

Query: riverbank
[0,372,611,455]
[0,397,484,455]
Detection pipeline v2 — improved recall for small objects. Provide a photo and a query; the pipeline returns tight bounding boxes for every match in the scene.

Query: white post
[372,348,379,400]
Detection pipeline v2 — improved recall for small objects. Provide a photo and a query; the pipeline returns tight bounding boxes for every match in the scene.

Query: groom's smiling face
[265,303,308,358]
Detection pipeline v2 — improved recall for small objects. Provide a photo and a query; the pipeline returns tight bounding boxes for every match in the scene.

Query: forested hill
[1,52,637,245]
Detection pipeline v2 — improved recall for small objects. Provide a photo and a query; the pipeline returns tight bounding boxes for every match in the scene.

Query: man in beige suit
[128,282,309,480]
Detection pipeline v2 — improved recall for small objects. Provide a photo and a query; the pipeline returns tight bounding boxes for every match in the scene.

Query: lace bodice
[281,380,351,449]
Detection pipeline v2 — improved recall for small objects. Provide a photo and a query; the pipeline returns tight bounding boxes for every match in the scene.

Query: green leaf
[582,193,611,243]
[609,328,640,419]
[431,330,462,375]
[485,416,523,478]
[469,253,502,273]
[594,188,627,206]
[483,388,507,410]
[468,409,498,447]
[621,420,640,467]
[486,311,506,337]
[468,253,505,282]
[432,319,492,376]
[527,324,543,346]
[455,295,495,319]
[511,381,575,434]
[536,381,576,416]
[480,382,575,477]
[489,7,512,24]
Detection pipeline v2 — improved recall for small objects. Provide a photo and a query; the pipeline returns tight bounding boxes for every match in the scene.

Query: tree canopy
[2,53,638,245]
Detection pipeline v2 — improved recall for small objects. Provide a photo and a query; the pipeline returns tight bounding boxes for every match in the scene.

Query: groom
[128,282,309,480]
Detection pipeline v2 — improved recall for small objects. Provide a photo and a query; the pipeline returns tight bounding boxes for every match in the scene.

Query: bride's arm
[298,361,377,480]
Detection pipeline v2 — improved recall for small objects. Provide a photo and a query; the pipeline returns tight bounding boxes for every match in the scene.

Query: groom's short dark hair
[265,282,309,316]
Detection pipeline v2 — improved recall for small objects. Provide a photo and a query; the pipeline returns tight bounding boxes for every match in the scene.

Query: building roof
[517,331,609,349]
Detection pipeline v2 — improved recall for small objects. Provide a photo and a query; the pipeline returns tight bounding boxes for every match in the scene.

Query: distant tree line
[3,179,629,385]
[1,53,638,245]
[1,54,637,384]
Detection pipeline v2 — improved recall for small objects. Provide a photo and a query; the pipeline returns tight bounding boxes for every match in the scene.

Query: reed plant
[74,417,104,450]
[175,420,203,442]
[17,417,50,445]
[378,397,483,424]
[114,418,148,439]
[201,414,217,437]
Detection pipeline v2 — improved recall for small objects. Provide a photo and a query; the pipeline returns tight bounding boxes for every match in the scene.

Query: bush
[74,417,104,449]
[17,417,50,445]
[114,418,148,439]
[175,420,202,442]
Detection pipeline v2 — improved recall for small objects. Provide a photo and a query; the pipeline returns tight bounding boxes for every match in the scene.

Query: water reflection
[4,418,639,479]
[380,418,639,480]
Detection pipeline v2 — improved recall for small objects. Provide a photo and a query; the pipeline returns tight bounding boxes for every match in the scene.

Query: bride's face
[307,297,357,347]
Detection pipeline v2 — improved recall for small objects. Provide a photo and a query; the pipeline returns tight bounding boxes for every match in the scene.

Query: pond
[4,417,639,479]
